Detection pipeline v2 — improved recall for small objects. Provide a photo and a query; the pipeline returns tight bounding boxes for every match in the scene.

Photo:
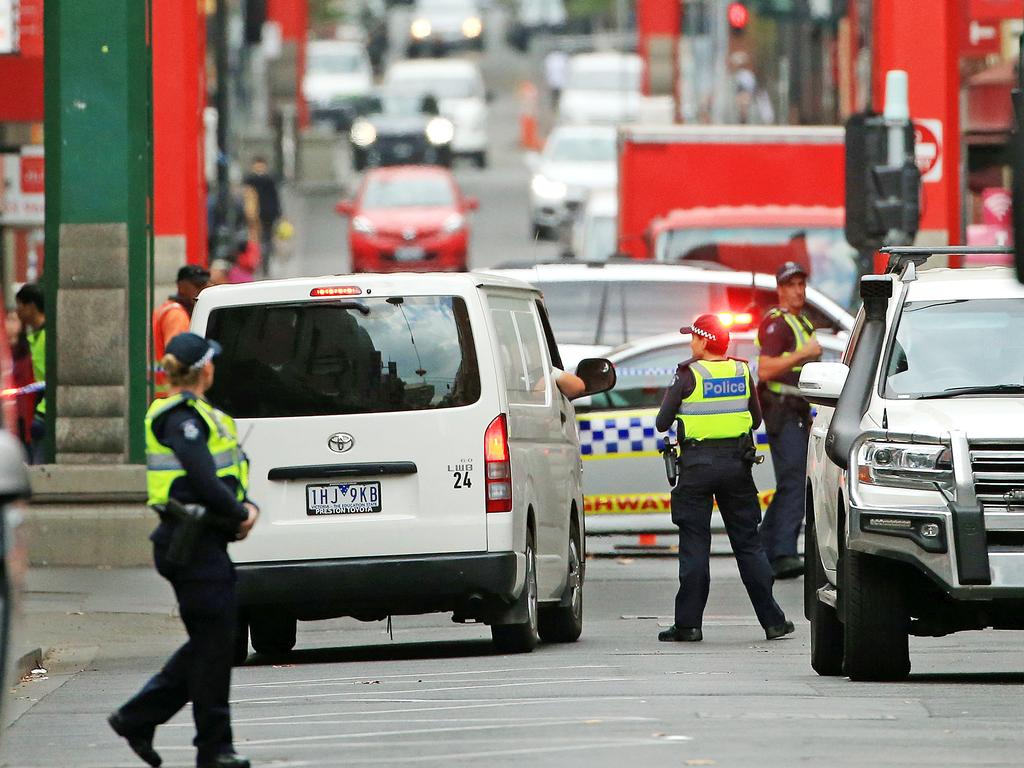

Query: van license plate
[305,482,382,516]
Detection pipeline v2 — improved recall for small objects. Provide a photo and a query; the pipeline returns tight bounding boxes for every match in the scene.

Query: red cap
[680,313,730,353]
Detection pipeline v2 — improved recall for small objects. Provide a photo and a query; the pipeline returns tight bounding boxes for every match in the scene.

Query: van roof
[195,271,540,310]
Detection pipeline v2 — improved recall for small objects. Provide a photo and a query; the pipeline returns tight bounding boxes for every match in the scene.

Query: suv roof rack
[879,246,1013,280]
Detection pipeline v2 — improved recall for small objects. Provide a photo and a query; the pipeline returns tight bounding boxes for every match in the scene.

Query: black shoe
[765,620,795,640]
[658,625,702,642]
[108,712,162,768]
[198,753,251,768]
[772,555,804,580]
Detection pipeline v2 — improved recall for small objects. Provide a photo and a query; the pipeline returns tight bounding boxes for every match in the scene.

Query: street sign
[962,18,1001,56]
[914,119,943,183]
[0,0,15,54]
[0,147,45,225]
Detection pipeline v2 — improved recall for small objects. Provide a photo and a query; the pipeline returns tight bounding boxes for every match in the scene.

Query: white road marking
[231,715,656,728]
[233,664,616,688]
[235,674,594,690]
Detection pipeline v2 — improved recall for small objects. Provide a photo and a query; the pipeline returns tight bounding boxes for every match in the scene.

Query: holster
[154,498,208,566]
[759,387,810,434]
[661,434,680,488]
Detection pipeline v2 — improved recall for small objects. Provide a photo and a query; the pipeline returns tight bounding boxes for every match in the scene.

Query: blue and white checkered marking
[577,410,770,458]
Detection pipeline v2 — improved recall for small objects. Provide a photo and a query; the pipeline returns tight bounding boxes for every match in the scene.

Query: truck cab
[801,249,1024,681]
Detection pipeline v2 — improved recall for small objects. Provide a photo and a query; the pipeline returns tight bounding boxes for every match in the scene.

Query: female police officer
[109,333,257,768]
[655,314,793,643]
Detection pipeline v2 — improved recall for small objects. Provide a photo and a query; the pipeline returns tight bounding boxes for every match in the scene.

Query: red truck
[615,124,856,305]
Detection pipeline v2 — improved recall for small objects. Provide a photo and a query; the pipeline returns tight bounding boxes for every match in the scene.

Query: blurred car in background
[558,51,643,126]
[567,187,617,261]
[383,58,489,167]
[480,262,853,368]
[575,330,845,529]
[505,0,567,51]
[349,90,455,171]
[304,40,374,132]
[406,0,485,56]
[527,124,616,239]
[336,165,479,272]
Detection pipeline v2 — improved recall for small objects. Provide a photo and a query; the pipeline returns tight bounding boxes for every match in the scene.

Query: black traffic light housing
[845,112,921,252]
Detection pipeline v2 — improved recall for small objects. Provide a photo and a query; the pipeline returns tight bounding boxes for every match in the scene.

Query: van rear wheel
[491,531,540,653]
[249,612,297,656]
[538,521,583,643]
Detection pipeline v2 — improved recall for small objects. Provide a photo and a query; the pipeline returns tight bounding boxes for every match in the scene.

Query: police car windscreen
[204,296,481,417]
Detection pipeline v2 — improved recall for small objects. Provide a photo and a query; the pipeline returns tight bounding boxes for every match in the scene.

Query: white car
[801,253,1024,681]
[569,187,617,262]
[304,40,374,131]
[191,272,614,658]
[558,51,643,126]
[481,261,855,369]
[407,0,485,56]
[527,124,616,238]
[576,330,846,533]
[384,58,489,166]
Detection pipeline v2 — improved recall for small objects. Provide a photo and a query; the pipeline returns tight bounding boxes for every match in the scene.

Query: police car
[480,262,854,369]
[577,328,846,536]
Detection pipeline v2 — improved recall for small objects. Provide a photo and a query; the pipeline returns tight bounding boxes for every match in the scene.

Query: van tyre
[233,615,250,666]
[842,550,910,681]
[539,521,584,643]
[805,516,843,676]
[249,612,297,656]
[491,531,540,653]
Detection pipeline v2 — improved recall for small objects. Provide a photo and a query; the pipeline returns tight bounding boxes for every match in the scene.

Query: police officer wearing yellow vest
[109,333,257,768]
[15,283,46,464]
[656,314,793,643]
[756,261,822,580]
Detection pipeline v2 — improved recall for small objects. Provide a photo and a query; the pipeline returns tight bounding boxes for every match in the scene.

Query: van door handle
[560,411,567,425]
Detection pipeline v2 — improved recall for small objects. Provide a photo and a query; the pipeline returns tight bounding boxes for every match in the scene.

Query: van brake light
[310,286,362,297]
[484,414,512,513]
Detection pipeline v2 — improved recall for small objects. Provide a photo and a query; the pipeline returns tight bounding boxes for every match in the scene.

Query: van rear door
[204,293,493,562]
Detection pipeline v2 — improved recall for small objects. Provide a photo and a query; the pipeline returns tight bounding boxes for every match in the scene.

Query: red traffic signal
[728,2,749,30]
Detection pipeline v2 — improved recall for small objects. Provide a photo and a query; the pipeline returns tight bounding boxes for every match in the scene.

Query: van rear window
[205,296,480,417]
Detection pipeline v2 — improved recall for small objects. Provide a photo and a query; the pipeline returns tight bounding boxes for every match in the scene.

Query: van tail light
[484,414,512,513]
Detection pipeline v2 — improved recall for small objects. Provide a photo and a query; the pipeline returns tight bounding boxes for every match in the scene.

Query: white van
[190,272,614,660]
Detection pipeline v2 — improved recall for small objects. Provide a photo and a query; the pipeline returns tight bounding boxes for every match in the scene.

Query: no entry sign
[914,119,943,183]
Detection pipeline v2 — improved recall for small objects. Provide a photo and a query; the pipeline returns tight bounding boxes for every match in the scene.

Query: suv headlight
[350,120,377,147]
[531,174,567,200]
[857,441,953,491]
[411,18,432,39]
[425,117,455,145]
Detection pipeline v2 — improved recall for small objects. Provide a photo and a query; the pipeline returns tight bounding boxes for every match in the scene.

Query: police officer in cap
[756,261,822,579]
[656,314,793,642]
[109,333,257,768]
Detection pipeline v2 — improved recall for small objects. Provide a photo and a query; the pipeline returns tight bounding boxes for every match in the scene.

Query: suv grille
[969,442,1024,506]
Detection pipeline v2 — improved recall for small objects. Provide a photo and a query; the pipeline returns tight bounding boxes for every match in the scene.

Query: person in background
[243,156,282,275]
[14,284,46,464]
[153,265,211,399]
[544,49,569,109]
[208,259,232,287]
[6,310,34,454]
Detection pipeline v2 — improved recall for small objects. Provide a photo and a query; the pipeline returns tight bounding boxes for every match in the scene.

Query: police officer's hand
[802,338,823,362]
[236,503,259,541]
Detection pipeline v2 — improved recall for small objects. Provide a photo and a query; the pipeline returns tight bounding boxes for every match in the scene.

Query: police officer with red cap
[756,261,823,579]
[655,314,793,643]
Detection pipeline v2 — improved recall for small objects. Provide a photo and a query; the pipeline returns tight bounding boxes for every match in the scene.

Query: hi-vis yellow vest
[677,359,754,441]
[757,308,816,396]
[145,393,249,507]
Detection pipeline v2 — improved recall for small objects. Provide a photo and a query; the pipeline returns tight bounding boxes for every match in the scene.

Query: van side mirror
[798,362,849,407]
[576,358,616,396]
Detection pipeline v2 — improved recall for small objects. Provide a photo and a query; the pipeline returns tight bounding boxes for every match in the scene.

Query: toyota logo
[327,433,355,453]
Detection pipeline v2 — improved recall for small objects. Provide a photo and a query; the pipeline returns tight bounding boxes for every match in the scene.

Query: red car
[336,165,478,273]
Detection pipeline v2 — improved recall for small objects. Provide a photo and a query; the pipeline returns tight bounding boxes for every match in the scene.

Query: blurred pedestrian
[208,259,232,287]
[5,310,34,454]
[243,157,282,275]
[544,49,569,109]
[153,265,211,398]
[655,313,794,643]
[109,332,257,768]
[14,284,46,464]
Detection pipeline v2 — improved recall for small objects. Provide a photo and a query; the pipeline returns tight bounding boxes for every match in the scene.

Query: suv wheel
[805,514,843,676]
[843,550,910,681]
[538,521,584,642]
[249,612,298,656]
[491,530,540,653]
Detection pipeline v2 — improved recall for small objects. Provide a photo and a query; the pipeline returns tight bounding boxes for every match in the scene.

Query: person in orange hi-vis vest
[152,265,210,398]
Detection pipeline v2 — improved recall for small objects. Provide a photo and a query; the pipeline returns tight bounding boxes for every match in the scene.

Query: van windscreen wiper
[917,383,1024,399]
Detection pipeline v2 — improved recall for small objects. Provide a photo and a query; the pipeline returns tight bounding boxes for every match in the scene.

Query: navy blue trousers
[116,540,237,764]
[760,416,810,561]
[671,446,786,630]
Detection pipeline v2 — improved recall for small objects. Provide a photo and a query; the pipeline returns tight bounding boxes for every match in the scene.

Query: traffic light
[728,3,750,31]
[244,0,267,45]
[845,113,921,252]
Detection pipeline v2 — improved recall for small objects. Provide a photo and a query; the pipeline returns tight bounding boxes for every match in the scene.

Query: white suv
[190,272,613,660]
[800,249,1024,681]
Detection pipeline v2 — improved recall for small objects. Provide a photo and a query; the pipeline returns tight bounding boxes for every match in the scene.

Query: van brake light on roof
[310,286,362,297]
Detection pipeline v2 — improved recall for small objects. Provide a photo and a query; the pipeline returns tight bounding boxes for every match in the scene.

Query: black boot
[658,625,703,642]
[764,620,795,640]
[198,753,251,768]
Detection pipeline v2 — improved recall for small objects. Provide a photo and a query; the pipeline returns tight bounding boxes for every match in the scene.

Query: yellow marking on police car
[584,490,776,515]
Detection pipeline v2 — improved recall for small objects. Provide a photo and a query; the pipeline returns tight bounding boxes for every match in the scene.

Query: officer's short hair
[15,283,44,313]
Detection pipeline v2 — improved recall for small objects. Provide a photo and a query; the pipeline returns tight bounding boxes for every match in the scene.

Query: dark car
[349,91,455,171]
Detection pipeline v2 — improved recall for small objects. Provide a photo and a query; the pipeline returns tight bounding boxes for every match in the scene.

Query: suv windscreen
[206,296,480,417]
[884,298,1024,399]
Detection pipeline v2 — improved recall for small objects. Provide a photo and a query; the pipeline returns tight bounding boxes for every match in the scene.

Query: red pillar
[872,0,962,247]
[152,0,207,265]
[636,0,681,118]
[268,0,309,128]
